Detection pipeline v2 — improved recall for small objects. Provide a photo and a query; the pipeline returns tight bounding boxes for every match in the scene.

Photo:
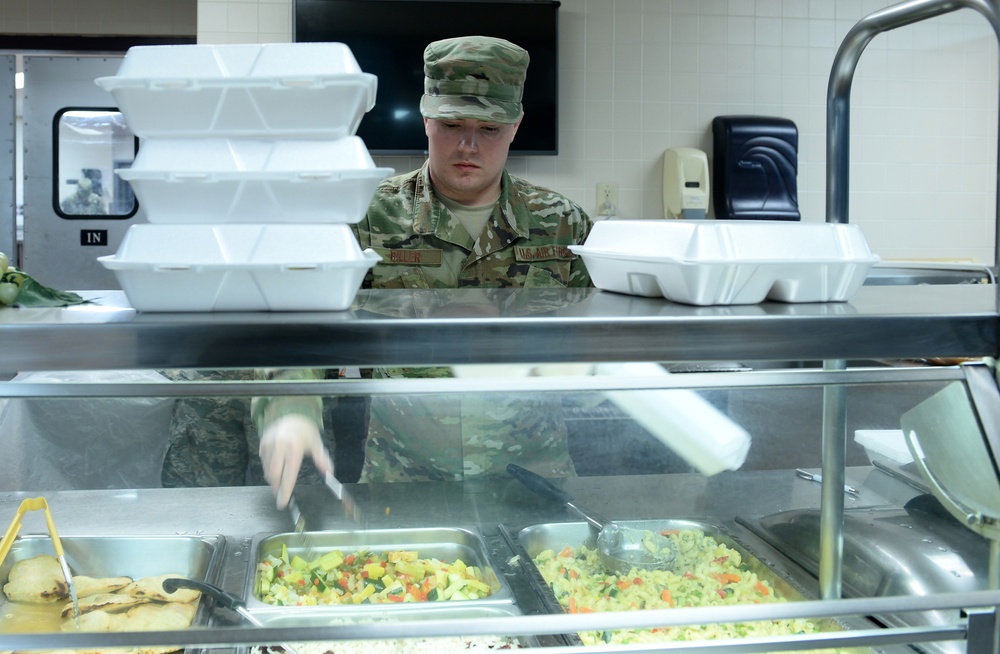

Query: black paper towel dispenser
[712,116,800,221]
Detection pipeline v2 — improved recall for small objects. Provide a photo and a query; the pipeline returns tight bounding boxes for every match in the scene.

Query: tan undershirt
[437,192,498,241]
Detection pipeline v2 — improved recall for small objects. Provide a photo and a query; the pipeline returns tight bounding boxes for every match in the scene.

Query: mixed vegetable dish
[256,544,497,606]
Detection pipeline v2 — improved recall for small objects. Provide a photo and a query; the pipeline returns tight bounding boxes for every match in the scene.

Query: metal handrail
[824,0,1000,606]
[826,0,1000,269]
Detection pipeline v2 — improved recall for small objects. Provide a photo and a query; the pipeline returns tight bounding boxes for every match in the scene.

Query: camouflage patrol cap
[420,35,529,124]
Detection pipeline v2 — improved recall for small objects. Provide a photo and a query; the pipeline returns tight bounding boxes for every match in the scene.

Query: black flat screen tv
[294,0,560,155]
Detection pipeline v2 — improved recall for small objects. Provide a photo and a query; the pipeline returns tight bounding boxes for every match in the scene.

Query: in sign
[80,229,108,246]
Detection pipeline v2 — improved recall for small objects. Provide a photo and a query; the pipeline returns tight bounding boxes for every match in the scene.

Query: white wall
[7,0,995,263]
[197,0,999,264]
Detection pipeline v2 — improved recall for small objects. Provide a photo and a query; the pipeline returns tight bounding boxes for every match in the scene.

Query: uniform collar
[411,162,531,243]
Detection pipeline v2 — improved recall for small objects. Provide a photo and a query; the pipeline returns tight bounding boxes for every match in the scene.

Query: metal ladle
[162,578,302,654]
[507,464,676,575]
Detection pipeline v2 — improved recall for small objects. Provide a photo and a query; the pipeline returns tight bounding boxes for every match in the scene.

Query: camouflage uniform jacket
[253,163,594,483]
[358,162,592,289]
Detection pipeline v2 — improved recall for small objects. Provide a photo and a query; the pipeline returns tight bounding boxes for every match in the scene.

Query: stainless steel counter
[0,285,996,373]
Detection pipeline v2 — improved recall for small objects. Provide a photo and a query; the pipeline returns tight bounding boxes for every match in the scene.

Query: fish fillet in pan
[2,554,68,603]
[59,592,146,618]
[3,556,133,604]
[73,575,133,598]
[58,601,198,633]
[119,574,199,603]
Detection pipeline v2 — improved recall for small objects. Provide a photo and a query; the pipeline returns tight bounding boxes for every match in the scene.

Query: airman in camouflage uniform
[343,162,593,481]
[168,36,596,496]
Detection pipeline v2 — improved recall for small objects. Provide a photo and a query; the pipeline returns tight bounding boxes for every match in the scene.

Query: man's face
[424,116,521,206]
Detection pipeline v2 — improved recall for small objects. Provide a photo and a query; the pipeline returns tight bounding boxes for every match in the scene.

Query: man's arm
[251,369,332,508]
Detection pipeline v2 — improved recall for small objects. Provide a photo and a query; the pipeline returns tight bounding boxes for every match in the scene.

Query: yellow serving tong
[0,497,82,629]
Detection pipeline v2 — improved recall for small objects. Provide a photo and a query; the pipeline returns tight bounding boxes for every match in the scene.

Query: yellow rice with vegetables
[533,528,822,645]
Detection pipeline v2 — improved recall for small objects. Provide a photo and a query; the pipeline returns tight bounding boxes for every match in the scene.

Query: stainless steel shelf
[1,285,996,372]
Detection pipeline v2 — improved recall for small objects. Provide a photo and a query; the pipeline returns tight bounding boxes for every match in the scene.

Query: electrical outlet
[597,183,618,216]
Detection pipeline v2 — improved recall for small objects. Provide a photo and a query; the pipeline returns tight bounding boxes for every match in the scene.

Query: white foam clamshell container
[98,224,380,312]
[119,137,393,224]
[570,220,879,305]
[595,362,751,475]
[854,429,914,465]
[95,43,377,138]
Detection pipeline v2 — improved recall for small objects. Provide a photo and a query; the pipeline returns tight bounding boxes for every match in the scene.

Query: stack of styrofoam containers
[95,43,392,311]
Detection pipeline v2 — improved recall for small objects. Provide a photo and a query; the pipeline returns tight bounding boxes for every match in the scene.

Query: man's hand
[259,413,334,509]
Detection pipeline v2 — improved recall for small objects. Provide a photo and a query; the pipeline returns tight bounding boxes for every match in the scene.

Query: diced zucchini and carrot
[256,547,496,606]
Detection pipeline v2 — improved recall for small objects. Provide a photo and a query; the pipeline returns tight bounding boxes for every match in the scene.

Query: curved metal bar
[826,0,1000,268]
[823,0,1000,607]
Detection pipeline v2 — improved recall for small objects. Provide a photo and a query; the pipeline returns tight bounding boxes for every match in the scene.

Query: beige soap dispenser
[663,147,710,219]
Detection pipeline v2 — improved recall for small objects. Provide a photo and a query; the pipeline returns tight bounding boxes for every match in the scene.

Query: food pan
[570,219,879,305]
[0,534,226,631]
[245,528,514,618]
[508,519,851,646]
[744,505,990,654]
[241,604,550,651]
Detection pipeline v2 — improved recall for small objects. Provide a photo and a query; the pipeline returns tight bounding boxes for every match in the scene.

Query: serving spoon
[507,464,676,575]
[163,578,301,654]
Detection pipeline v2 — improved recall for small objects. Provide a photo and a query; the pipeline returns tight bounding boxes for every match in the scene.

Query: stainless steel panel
[245,527,515,617]
[742,503,990,654]
[22,55,138,291]
[244,604,546,648]
[0,55,14,263]
[0,285,996,373]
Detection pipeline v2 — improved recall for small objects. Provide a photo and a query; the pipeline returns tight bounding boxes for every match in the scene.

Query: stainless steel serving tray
[504,518,857,645]
[245,527,515,618]
[741,501,991,654]
[0,534,226,628]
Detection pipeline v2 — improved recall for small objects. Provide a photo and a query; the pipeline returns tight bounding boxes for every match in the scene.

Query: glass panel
[0,367,992,653]
[53,108,137,219]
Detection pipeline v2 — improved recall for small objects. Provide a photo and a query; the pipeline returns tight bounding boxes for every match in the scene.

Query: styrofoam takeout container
[95,43,377,138]
[595,362,751,475]
[98,224,380,312]
[854,429,915,465]
[119,137,393,224]
[570,220,879,305]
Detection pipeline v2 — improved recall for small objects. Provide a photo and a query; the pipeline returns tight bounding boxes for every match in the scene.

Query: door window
[53,108,138,219]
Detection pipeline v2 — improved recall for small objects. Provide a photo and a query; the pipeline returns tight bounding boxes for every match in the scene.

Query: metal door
[0,56,15,265]
[22,55,143,290]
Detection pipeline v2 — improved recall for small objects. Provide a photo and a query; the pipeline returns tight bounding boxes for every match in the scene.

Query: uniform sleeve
[568,203,595,288]
[250,368,325,434]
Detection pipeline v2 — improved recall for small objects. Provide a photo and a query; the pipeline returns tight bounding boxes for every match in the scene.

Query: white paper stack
[96,43,392,311]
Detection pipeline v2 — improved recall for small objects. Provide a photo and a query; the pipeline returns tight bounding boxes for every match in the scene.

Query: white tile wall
[17,0,994,263]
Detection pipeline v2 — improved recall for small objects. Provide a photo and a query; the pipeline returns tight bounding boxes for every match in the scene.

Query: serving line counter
[1,285,1000,653]
[0,470,931,639]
